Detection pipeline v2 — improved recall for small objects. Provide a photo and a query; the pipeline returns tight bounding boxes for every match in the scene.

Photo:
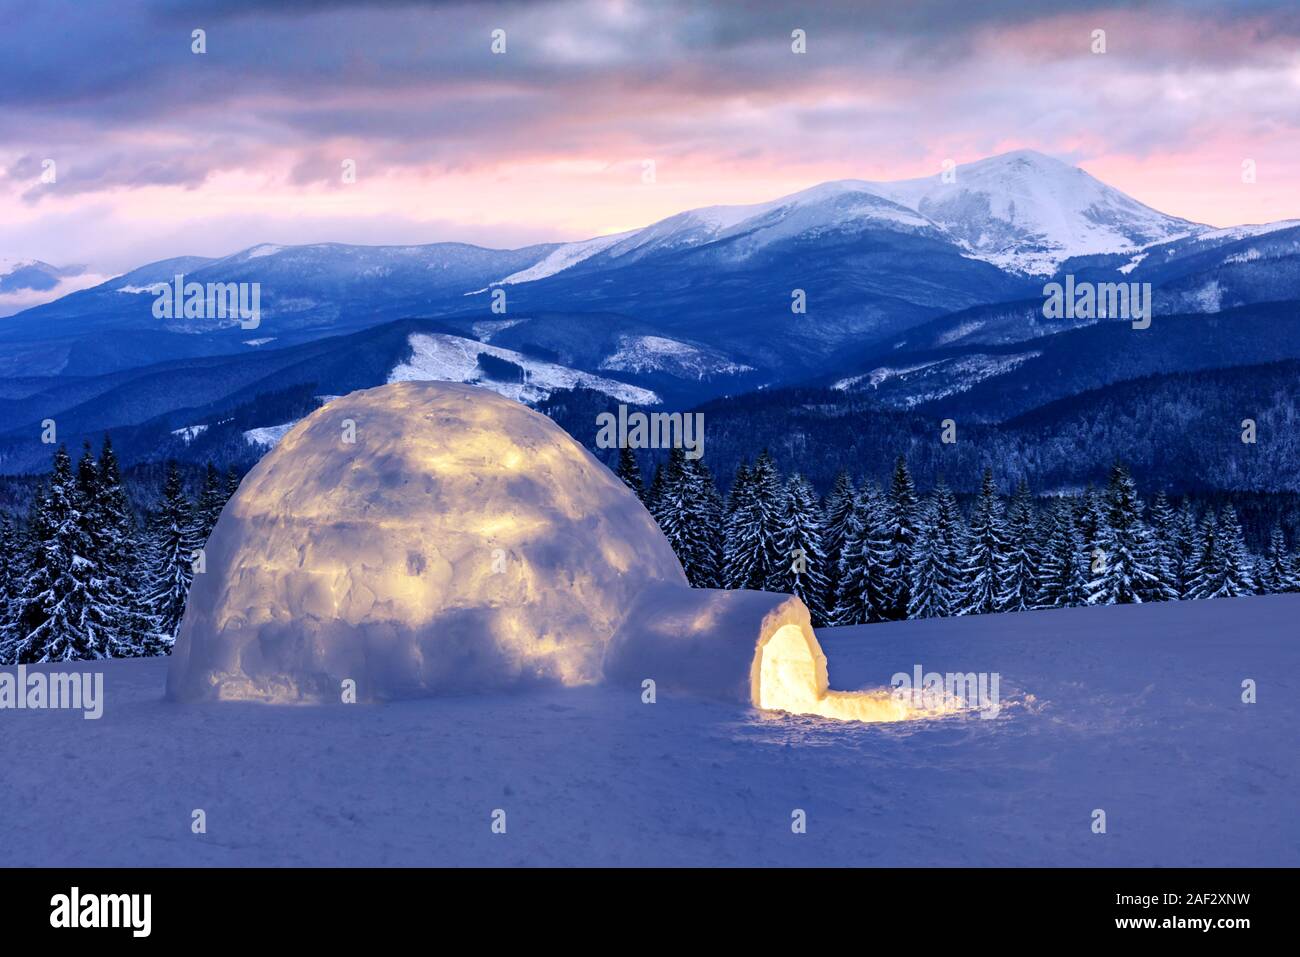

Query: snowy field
[1,595,1295,867]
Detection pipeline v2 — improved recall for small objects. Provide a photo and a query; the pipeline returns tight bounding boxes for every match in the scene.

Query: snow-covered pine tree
[1171,498,1199,599]
[6,445,105,662]
[72,440,136,657]
[831,485,894,625]
[0,511,17,662]
[908,480,966,619]
[1281,533,1300,592]
[1090,462,1162,605]
[1147,491,1180,600]
[651,448,724,588]
[224,465,242,502]
[1214,505,1255,598]
[722,452,784,592]
[650,447,688,557]
[96,436,151,656]
[772,472,831,623]
[1001,480,1040,612]
[194,461,226,544]
[884,456,918,620]
[820,470,857,601]
[1186,512,1219,600]
[1075,484,1105,556]
[686,457,725,588]
[958,469,1010,616]
[144,461,200,643]
[1035,498,1089,609]
[615,446,646,503]
[647,460,667,516]
[1258,525,1292,593]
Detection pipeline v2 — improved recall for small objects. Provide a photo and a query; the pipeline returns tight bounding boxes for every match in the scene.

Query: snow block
[166,381,688,703]
[601,582,824,706]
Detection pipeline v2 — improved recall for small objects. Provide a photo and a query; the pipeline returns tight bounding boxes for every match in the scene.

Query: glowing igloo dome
[166,381,688,703]
[168,380,935,722]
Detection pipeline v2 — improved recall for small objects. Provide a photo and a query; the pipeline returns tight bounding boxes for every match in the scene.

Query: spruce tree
[908,482,966,619]
[7,446,104,662]
[1214,506,1255,597]
[194,461,226,544]
[880,457,917,620]
[1186,513,1220,600]
[772,473,831,623]
[1171,499,1199,599]
[0,511,17,662]
[1090,463,1162,605]
[722,452,784,592]
[97,437,150,655]
[652,449,723,588]
[820,471,857,602]
[1035,498,1089,609]
[959,469,1010,616]
[73,442,130,655]
[224,465,242,502]
[1258,525,1291,593]
[144,461,199,643]
[1148,491,1179,600]
[831,485,894,625]
[615,446,646,503]
[1001,480,1040,612]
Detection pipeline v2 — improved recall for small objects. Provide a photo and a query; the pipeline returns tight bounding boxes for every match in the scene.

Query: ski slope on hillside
[1,594,1293,866]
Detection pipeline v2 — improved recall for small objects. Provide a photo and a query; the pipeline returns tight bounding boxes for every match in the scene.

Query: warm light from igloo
[757,625,954,723]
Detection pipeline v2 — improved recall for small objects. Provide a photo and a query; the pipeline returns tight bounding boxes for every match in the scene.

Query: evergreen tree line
[0,439,239,664]
[616,446,1300,628]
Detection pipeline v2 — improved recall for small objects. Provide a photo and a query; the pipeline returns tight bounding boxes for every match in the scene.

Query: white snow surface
[168,382,688,704]
[3,594,1295,865]
[492,231,635,286]
[389,332,659,405]
[243,422,298,449]
[599,335,752,379]
[171,424,209,444]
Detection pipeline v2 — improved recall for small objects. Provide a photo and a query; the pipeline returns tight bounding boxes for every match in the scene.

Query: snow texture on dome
[166,381,688,703]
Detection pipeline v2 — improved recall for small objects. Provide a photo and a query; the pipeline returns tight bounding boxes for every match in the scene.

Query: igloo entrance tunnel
[167,381,927,722]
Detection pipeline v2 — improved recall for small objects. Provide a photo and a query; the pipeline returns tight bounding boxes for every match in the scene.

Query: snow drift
[168,381,914,719]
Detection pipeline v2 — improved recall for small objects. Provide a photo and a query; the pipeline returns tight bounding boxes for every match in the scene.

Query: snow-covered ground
[1,595,1294,866]
[388,332,659,405]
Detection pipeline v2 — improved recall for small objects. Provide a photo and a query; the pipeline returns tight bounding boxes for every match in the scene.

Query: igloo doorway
[755,623,920,722]
[603,583,929,723]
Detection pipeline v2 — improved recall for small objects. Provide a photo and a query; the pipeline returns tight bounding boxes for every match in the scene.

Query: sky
[2,0,1300,306]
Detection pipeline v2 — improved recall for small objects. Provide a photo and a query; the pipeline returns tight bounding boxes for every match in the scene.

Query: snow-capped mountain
[867,150,1200,275]
[0,258,95,317]
[473,150,1202,285]
[5,146,1298,414]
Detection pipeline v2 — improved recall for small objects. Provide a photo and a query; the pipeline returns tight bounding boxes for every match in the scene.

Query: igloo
[167,380,921,721]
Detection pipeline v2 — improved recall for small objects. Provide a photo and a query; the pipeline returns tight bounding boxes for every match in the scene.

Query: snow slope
[598,335,753,380]
[2,594,1293,866]
[388,332,659,405]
